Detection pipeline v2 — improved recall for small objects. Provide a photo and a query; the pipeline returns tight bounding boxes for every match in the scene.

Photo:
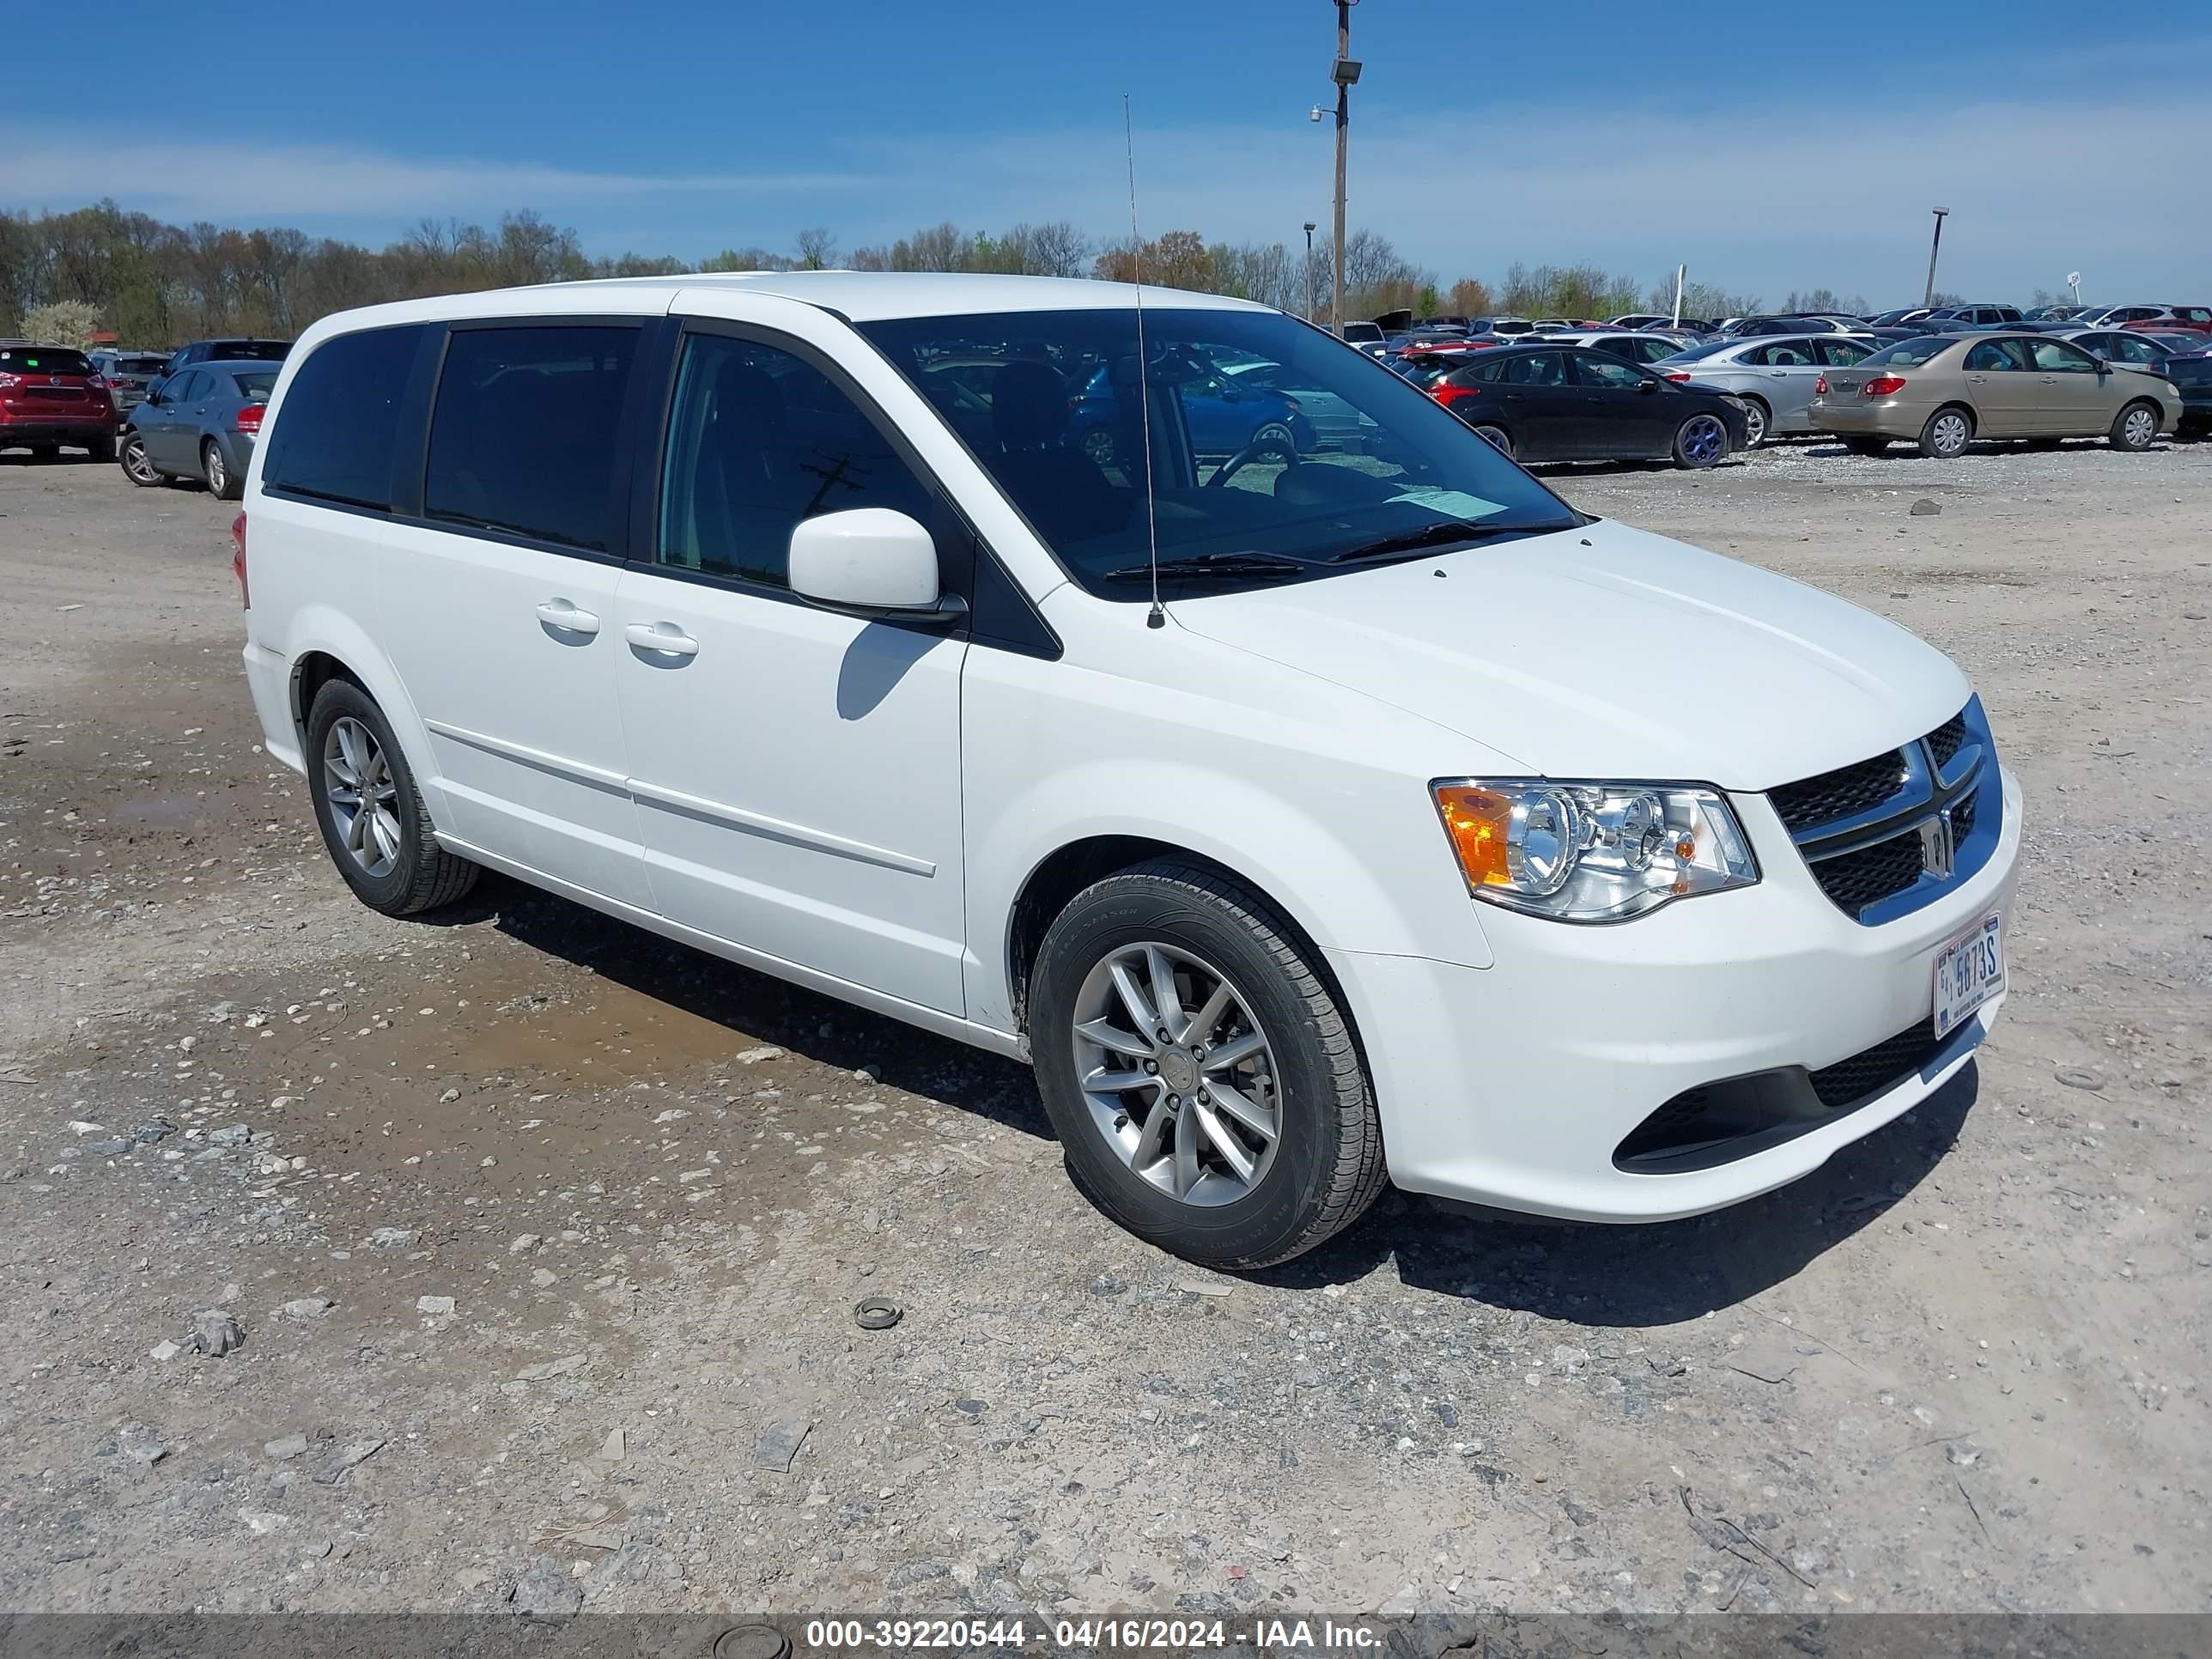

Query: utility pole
[1330,2,1357,337]
[1923,207,1949,308]
[1303,222,1317,322]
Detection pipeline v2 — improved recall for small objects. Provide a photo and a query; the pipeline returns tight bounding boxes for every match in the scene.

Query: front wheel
[119,432,162,486]
[202,438,242,500]
[1029,861,1386,1269]
[1672,412,1729,469]
[305,678,479,917]
[1470,423,1513,458]
[2110,399,2160,453]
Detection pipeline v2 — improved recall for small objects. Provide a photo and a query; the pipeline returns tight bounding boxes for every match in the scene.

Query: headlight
[1430,779,1759,922]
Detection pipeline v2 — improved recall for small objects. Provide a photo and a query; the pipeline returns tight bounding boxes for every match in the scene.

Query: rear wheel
[1469,423,1513,458]
[1738,396,1770,448]
[1842,436,1891,457]
[2110,399,2160,453]
[119,432,161,486]
[202,438,241,500]
[305,678,478,917]
[1917,405,1973,459]
[1029,860,1386,1269]
[1672,413,1728,469]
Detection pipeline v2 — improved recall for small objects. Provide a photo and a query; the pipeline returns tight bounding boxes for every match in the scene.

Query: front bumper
[1331,766,2022,1221]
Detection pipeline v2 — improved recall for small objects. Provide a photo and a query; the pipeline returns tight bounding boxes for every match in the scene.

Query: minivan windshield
[859,307,1580,598]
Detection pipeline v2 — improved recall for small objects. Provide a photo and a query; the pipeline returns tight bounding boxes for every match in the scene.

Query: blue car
[1070,360,1314,467]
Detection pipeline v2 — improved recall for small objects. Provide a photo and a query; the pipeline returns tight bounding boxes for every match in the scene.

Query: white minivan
[235,272,2020,1268]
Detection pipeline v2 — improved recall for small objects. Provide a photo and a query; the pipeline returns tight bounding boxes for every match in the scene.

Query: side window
[2028,339,2096,373]
[1502,351,1565,386]
[263,324,431,511]
[1735,344,1771,367]
[1964,340,2026,372]
[423,325,637,552]
[167,371,207,402]
[1571,353,1645,389]
[657,332,935,588]
[2118,337,2158,363]
[1766,343,1814,366]
[1815,339,1871,367]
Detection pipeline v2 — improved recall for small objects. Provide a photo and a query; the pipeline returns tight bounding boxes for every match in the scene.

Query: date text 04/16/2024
[802,1618,1383,1650]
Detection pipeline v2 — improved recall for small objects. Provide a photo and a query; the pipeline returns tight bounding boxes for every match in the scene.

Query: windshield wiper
[1330,519,1571,563]
[1101,552,1310,582]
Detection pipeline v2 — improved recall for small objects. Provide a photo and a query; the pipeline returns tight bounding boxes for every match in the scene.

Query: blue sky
[8,1,2209,305]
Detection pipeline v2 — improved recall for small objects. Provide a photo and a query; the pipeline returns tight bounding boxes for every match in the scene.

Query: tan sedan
[1807,331,2180,458]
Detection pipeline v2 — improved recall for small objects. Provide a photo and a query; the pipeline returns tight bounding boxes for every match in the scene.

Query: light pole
[1303,222,1316,321]
[1310,1,1360,337]
[1923,207,1949,309]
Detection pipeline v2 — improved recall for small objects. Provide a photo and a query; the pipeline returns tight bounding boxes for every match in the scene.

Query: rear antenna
[1123,94,1164,629]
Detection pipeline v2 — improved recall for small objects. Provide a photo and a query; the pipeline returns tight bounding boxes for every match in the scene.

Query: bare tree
[793,227,838,270]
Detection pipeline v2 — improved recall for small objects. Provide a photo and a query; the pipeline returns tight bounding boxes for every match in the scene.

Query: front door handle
[536,599,600,635]
[625,621,699,659]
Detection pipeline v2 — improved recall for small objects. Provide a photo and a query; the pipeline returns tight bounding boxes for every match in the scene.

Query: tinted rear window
[230,371,278,399]
[115,356,169,374]
[0,347,92,375]
[261,324,432,511]
[423,325,637,552]
[205,341,292,362]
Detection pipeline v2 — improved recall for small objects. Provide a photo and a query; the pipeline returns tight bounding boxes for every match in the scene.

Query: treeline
[2,198,1777,348]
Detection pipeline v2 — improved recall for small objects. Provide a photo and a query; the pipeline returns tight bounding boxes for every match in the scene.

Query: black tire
[84,434,117,464]
[1842,437,1891,457]
[2109,398,2160,453]
[1029,860,1386,1269]
[202,438,242,500]
[1249,421,1296,459]
[1738,396,1771,449]
[1917,404,1973,459]
[118,431,162,487]
[26,443,58,462]
[304,678,478,917]
[1671,412,1729,469]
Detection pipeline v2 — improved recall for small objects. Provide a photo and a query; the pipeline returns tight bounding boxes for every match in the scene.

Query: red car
[2124,307,2212,335]
[0,343,118,460]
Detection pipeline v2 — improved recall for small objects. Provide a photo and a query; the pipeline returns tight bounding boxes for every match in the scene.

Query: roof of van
[300,271,1273,338]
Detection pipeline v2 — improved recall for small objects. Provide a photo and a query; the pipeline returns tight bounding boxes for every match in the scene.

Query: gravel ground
[1,435,2207,1620]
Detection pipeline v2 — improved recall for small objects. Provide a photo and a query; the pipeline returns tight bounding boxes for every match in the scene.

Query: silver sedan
[1650,332,1878,447]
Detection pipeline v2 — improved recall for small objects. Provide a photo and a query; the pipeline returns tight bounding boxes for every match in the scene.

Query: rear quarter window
[261,324,433,512]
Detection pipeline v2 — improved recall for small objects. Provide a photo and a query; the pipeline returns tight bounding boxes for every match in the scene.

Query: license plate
[1933,912,2006,1040]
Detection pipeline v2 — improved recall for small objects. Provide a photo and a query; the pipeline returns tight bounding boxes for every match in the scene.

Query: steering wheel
[1206,426,1299,489]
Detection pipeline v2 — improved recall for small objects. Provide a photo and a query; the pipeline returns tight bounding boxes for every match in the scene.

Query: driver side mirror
[788,508,965,626]
[142,385,164,405]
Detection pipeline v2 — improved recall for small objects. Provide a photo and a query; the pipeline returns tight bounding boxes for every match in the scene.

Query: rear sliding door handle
[625,621,699,658]
[535,599,600,635]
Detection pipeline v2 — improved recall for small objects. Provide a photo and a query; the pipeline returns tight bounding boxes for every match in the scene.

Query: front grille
[1769,751,1909,833]
[1808,833,1926,917]
[1808,1018,1944,1109]
[1950,785,1978,839]
[1926,713,1968,770]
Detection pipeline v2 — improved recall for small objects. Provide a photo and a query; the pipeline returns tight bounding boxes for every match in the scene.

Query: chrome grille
[1770,699,1999,925]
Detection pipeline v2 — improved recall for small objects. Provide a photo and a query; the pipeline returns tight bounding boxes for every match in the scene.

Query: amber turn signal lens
[1432,784,1513,889]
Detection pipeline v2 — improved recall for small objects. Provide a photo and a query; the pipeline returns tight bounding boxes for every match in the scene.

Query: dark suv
[164,337,292,376]
[88,349,173,414]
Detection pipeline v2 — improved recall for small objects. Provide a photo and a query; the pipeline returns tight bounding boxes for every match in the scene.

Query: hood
[1169,519,1970,791]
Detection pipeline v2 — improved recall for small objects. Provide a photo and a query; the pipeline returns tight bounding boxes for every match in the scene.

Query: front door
[1569,350,1673,458]
[142,370,204,468]
[2022,336,2115,435]
[613,325,969,1015]
[372,319,654,910]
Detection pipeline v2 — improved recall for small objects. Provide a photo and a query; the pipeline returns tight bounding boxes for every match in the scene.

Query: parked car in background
[1423,343,1747,466]
[1465,316,1538,339]
[1340,320,1385,351]
[1607,313,1672,330]
[1071,356,1314,467]
[1913,304,2023,332]
[2125,329,2212,359]
[164,337,292,376]
[118,358,276,498]
[1535,331,1699,368]
[88,349,172,415]
[1215,352,1371,453]
[1807,332,2179,457]
[2022,304,2088,321]
[1866,307,1935,327]
[0,343,117,459]
[2118,306,2212,334]
[2054,328,2191,374]
[1652,333,1876,447]
[1726,315,1855,337]
[2069,304,2164,330]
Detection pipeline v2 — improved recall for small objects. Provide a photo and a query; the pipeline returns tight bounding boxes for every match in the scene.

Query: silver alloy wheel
[2122,404,2158,448]
[322,715,402,878]
[1741,398,1768,447]
[203,441,227,494]
[1930,410,1970,457]
[1069,941,1282,1206]
[122,434,158,483]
